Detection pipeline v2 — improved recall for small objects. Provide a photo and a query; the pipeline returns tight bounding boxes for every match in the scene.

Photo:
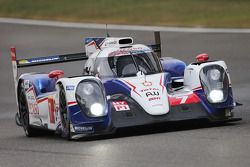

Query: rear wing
[15,52,87,68]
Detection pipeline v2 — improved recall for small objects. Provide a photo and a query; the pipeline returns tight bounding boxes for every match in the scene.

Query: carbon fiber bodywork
[109,94,231,129]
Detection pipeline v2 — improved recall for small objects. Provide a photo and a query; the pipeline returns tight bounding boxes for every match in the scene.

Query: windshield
[93,51,162,78]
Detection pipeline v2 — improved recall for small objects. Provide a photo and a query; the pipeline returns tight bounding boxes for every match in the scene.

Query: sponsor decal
[146,91,159,97]
[18,56,60,64]
[18,59,29,64]
[112,101,130,111]
[105,40,117,45]
[140,88,161,101]
[149,97,161,101]
[108,50,129,57]
[26,87,39,115]
[108,47,150,57]
[66,85,75,91]
[29,56,59,63]
[130,49,151,54]
[169,93,200,106]
[27,94,36,101]
[74,126,93,132]
[142,81,152,86]
[28,102,39,115]
[140,88,159,92]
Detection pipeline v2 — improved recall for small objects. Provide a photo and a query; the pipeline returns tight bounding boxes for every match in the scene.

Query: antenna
[106,24,110,37]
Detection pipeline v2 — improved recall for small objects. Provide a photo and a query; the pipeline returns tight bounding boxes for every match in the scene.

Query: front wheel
[59,85,72,140]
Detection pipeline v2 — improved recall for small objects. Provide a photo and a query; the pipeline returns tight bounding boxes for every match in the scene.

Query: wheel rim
[59,89,68,130]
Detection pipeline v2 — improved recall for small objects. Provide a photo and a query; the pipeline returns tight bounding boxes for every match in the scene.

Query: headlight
[83,83,94,95]
[90,103,104,117]
[208,90,224,103]
[76,80,107,117]
[209,69,221,80]
[200,65,229,103]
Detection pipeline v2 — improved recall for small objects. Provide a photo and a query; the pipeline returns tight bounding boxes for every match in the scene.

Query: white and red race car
[11,32,241,140]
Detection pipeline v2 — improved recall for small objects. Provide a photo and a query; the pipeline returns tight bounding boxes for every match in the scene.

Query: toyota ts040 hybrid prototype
[10,32,241,140]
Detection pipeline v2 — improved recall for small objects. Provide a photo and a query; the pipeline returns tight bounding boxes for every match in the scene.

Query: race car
[10,32,241,140]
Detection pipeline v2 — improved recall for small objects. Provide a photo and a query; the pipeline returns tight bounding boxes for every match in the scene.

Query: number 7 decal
[169,93,200,106]
[176,96,188,104]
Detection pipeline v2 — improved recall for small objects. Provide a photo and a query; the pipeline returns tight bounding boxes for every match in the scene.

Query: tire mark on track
[0,147,92,158]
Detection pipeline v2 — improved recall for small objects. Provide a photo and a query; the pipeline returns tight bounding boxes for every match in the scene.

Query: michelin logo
[19,56,60,64]
[74,126,93,132]
[30,56,59,63]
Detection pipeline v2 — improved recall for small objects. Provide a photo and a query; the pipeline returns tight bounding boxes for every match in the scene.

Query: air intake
[119,38,133,45]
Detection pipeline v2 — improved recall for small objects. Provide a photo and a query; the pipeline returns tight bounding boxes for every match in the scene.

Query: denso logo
[146,91,159,97]
[142,81,152,86]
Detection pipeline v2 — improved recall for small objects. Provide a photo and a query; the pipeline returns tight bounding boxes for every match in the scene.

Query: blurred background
[0,0,250,28]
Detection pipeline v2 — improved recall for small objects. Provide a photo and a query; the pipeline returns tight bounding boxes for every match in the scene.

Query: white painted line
[1,17,250,33]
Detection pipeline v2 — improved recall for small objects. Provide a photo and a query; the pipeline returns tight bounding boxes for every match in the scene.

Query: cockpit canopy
[92,51,162,78]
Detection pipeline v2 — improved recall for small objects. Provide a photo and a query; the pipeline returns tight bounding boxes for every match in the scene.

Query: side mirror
[48,70,64,79]
[196,53,209,62]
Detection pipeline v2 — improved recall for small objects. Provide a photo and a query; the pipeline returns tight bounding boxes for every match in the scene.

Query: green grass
[0,0,250,28]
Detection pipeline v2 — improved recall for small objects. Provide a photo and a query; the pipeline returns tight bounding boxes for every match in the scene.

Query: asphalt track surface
[0,21,250,167]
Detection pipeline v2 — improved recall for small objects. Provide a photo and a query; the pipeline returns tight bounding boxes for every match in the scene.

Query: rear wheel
[59,85,72,140]
[18,82,38,137]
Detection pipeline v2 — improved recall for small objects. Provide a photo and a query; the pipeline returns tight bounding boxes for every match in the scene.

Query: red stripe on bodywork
[192,86,202,91]
[67,101,77,105]
[169,93,200,106]
[37,97,48,104]
[123,80,141,97]
[159,74,164,93]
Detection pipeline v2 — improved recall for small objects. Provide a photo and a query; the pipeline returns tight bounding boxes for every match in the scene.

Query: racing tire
[15,112,22,126]
[59,85,72,140]
[18,82,39,137]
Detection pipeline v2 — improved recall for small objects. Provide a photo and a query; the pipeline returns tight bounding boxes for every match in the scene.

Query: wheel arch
[17,78,24,102]
[56,76,99,102]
